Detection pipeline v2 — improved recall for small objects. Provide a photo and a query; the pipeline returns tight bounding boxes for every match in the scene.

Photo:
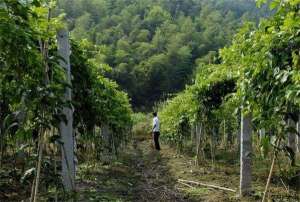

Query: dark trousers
[153,132,160,150]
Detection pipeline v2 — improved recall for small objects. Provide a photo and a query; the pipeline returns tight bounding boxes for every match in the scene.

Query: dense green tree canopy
[57,0,267,109]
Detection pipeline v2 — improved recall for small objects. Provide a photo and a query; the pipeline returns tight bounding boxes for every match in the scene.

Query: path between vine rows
[75,135,248,202]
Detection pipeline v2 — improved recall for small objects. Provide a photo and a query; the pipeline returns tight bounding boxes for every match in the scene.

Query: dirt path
[129,139,190,201]
[77,138,198,201]
[76,137,300,202]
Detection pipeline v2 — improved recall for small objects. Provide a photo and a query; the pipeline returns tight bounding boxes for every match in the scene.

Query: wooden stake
[30,130,45,202]
[178,181,195,189]
[261,152,276,202]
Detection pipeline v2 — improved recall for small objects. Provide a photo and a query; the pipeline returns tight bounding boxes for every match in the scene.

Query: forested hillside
[57,0,267,108]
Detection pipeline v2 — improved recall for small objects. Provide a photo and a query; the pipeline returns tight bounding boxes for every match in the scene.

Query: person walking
[152,112,160,150]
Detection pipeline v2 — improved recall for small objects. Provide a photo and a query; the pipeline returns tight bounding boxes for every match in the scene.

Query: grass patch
[185,187,211,195]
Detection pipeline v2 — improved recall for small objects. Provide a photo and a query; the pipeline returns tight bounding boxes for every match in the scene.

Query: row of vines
[0,0,132,201]
[159,0,300,199]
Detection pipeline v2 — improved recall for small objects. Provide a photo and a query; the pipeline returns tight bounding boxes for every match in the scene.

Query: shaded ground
[76,137,300,202]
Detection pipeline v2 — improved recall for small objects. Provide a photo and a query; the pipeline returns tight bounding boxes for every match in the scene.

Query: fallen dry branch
[178,179,236,193]
[178,181,195,189]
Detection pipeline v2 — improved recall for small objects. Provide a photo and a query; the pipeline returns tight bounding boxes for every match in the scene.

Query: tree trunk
[57,29,75,191]
[240,112,252,196]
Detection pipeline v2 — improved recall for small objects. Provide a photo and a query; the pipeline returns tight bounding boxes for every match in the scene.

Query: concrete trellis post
[240,111,252,196]
[297,115,300,152]
[236,108,241,152]
[288,119,296,152]
[196,122,203,165]
[57,29,75,191]
[259,128,265,139]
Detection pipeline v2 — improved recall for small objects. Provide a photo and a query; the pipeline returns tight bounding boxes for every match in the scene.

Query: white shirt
[153,117,160,132]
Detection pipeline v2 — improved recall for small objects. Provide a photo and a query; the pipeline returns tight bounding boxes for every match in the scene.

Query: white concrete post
[57,29,75,191]
[240,111,252,196]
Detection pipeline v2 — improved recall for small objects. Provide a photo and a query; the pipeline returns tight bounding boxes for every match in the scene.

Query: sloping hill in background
[57,0,268,109]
